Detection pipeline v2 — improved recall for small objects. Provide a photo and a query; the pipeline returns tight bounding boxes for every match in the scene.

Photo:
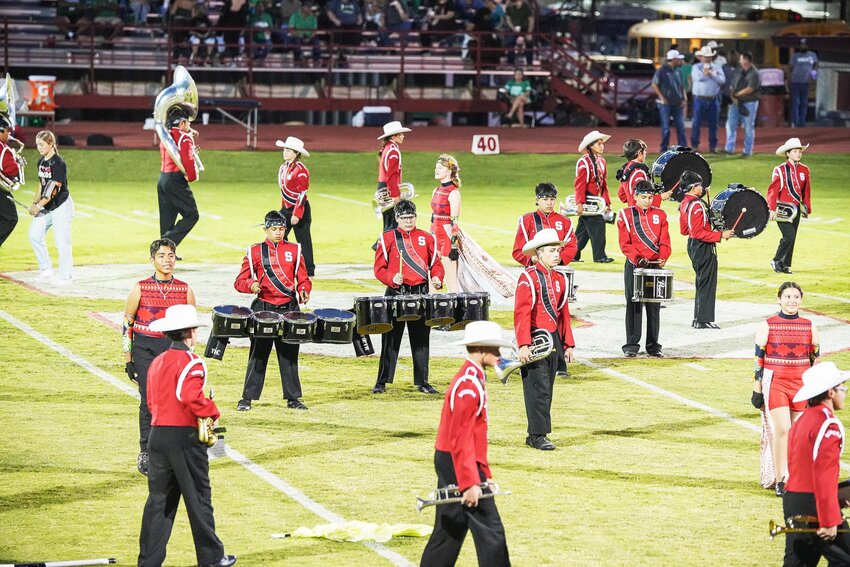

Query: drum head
[314,308,355,322]
[283,312,317,323]
[654,149,712,197]
[252,310,284,323]
[213,305,253,318]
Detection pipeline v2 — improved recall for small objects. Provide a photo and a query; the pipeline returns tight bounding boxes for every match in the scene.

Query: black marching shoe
[623,350,638,358]
[417,383,439,394]
[287,399,308,410]
[594,257,615,263]
[206,555,237,567]
[782,266,793,274]
[694,322,720,329]
[555,369,570,379]
[775,481,786,497]
[648,350,664,358]
[371,382,386,394]
[526,435,556,451]
[692,319,697,328]
[137,451,149,476]
[770,260,784,273]
[236,399,252,411]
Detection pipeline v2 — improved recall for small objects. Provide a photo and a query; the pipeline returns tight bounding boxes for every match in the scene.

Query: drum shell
[709,187,770,239]
[251,310,284,338]
[280,312,317,343]
[425,294,457,327]
[354,296,393,335]
[632,268,674,303]
[393,295,424,322]
[211,305,253,338]
[313,308,356,344]
[651,147,712,201]
[449,292,490,331]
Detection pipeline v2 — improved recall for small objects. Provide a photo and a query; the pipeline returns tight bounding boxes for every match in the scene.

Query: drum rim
[635,268,674,275]
[213,305,253,318]
[314,308,356,320]
[282,312,318,322]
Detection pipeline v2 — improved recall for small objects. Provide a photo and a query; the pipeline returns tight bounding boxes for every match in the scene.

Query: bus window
[779,47,789,65]
[640,38,653,59]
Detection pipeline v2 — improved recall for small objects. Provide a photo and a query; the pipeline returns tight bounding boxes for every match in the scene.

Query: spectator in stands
[420,0,457,50]
[489,0,505,32]
[55,0,93,41]
[289,3,321,66]
[651,49,688,152]
[363,0,383,31]
[788,38,818,128]
[457,0,482,23]
[504,0,533,66]
[383,0,413,39]
[502,67,532,127]
[217,0,249,64]
[465,0,500,68]
[91,0,124,45]
[129,0,150,24]
[679,50,694,94]
[189,2,216,65]
[275,0,301,45]
[325,0,362,50]
[169,0,194,63]
[250,1,275,63]
[722,50,761,158]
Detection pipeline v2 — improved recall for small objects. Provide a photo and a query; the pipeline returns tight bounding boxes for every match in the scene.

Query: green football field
[1,148,849,566]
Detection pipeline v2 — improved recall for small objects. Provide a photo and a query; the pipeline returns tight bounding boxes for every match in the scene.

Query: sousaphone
[153,66,201,177]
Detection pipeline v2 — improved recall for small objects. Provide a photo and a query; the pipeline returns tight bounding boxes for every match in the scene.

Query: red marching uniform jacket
[159,127,198,182]
[786,403,845,528]
[617,161,659,208]
[767,160,812,214]
[378,142,402,198]
[514,264,575,350]
[574,153,610,206]
[279,160,310,219]
[147,345,220,428]
[679,194,722,243]
[132,277,191,338]
[375,227,445,288]
[234,239,311,306]
[0,141,21,181]
[512,210,578,267]
[617,206,672,265]
[435,359,492,492]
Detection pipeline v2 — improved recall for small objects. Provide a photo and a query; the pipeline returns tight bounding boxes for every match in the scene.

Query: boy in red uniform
[420,321,512,567]
[276,136,315,276]
[783,362,850,565]
[512,182,577,268]
[573,130,613,263]
[157,108,200,247]
[234,211,311,411]
[373,200,444,394]
[768,138,812,275]
[138,304,236,567]
[376,120,411,234]
[0,117,23,246]
[616,138,652,208]
[617,180,671,357]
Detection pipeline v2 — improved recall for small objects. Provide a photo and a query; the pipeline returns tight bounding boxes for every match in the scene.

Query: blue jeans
[725,100,759,156]
[658,102,686,152]
[291,35,321,62]
[691,96,719,151]
[790,82,809,127]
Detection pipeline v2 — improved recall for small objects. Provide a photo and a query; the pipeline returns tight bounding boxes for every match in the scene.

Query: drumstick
[730,207,747,234]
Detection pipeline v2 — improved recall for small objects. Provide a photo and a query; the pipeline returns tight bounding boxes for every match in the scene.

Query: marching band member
[768,138,812,275]
[124,238,196,476]
[615,138,673,207]
[514,228,576,450]
[420,321,512,567]
[678,171,733,329]
[751,282,820,496]
[372,200,444,394]
[376,120,411,235]
[234,211,311,411]
[430,153,461,293]
[276,136,315,277]
[158,108,200,247]
[573,130,613,263]
[782,362,850,564]
[0,117,22,247]
[617,180,671,358]
[137,304,236,567]
[512,182,577,267]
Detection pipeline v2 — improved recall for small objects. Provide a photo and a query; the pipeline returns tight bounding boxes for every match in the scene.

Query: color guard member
[768,138,812,275]
[0,117,22,247]
[372,200,444,394]
[512,182,577,268]
[678,171,733,329]
[514,228,576,450]
[376,121,411,234]
[158,108,200,247]
[573,130,613,263]
[430,154,461,292]
[124,238,196,475]
[617,180,671,357]
[276,136,315,277]
[234,211,311,411]
[420,321,512,567]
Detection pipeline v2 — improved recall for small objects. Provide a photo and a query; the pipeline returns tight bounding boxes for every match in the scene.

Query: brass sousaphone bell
[154,66,204,177]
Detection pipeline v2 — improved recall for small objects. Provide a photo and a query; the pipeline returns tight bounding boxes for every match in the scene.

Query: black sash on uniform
[533,270,559,325]
[394,230,429,281]
[630,208,660,254]
[532,212,544,232]
[260,242,297,300]
[783,163,802,203]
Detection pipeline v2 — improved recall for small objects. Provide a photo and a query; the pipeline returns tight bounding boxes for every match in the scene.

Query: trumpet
[375,182,417,213]
[775,201,798,223]
[495,329,554,385]
[769,515,850,539]
[416,482,511,512]
[559,195,606,217]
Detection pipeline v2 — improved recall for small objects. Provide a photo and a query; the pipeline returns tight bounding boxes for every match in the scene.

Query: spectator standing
[250,1,274,63]
[723,50,760,158]
[189,2,215,66]
[504,0,533,65]
[420,0,457,50]
[216,0,249,64]
[325,0,362,50]
[679,50,694,95]
[706,40,726,67]
[788,39,818,128]
[289,3,320,65]
[690,44,725,154]
[651,49,687,152]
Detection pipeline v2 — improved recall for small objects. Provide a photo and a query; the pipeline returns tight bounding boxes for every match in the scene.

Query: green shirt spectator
[289,7,317,38]
[505,78,531,97]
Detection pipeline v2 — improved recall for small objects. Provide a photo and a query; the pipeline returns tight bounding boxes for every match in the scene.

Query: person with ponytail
[430,154,462,292]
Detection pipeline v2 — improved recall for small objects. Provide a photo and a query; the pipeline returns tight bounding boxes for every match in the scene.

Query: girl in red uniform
[376,121,411,234]
[276,136,315,276]
[430,153,461,292]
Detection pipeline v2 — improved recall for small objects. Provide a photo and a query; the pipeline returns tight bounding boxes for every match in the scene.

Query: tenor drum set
[354,291,491,334]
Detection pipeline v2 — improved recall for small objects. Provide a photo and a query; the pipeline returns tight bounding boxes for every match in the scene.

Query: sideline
[0,308,415,567]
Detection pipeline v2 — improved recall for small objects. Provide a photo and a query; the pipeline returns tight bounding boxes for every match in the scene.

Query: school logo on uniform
[555,281,561,293]
[418,236,426,246]
[652,214,660,225]
[799,173,806,181]
[555,221,563,231]
[284,251,294,262]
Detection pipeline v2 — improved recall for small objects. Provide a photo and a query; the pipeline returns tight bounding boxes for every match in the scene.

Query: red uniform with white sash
[767,160,812,214]
[617,206,671,265]
[679,194,722,242]
[159,127,198,182]
[147,347,220,426]
[512,211,578,267]
[617,160,658,207]
[514,264,575,350]
[378,142,402,198]
[278,160,310,219]
[234,238,311,305]
[574,153,610,206]
[374,227,445,288]
[0,141,21,181]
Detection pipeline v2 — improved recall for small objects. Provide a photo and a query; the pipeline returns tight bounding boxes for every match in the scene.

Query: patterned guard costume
[0,128,22,247]
[277,137,315,276]
[573,142,611,262]
[430,180,458,257]
[759,312,816,415]
[768,141,812,274]
[158,118,199,246]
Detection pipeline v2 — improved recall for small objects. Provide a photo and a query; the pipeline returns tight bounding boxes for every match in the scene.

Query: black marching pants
[281,201,315,276]
[687,238,718,324]
[782,491,850,567]
[420,450,511,567]
[574,215,607,261]
[0,193,18,247]
[241,299,303,401]
[133,333,171,452]
[520,335,563,436]
[378,285,430,386]
[774,213,801,269]
[623,260,661,354]
[157,171,199,246]
[138,426,225,567]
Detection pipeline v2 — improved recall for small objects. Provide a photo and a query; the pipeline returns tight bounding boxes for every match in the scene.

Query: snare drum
[425,293,457,327]
[250,310,284,338]
[651,146,712,202]
[313,309,356,344]
[449,292,490,331]
[393,295,424,322]
[553,265,577,303]
[709,184,770,239]
[280,312,317,343]
[211,305,253,338]
[354,296,393,334]
[632,268,674,303]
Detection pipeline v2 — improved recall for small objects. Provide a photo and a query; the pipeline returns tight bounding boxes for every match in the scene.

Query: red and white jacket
[617,160,658,207]
[786,402,845,528]
[374,227,445,288]
[435,358,492,492]
[0,141,21,182]
[234,238,311,306]
[160,127,198,182]
[279,160,310,218]
[679,194,722,243]
[378,142,402,198]
[617,206,672,266]
[512,210,578,267]
[514,264,575,350]
[147,344,220,427]
[574,153,610,206]
[767,160,812,214]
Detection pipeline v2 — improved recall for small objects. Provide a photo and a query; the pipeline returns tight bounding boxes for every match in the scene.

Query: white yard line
[685,362,709,372]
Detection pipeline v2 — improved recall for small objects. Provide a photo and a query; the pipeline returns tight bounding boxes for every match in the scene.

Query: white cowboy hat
[793,362,849,403]
[578,130,611,152]
[522,227,565,257]
[666,49,685,61]
[695,45,716,58]
[377,121,412,140]
[149,304,208,333]
[451,321,514,348]
[706,40,723,49]
[275,136,310,157]
[776,137,810,156]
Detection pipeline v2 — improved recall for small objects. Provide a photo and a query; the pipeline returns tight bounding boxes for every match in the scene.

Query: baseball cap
[666,49,685,60]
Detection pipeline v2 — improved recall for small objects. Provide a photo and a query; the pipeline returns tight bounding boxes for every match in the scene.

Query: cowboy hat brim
[793,363,849,402]
[275,139,310,157]
[775,142,809,156]
[578,132,611,152]
[377,127,412,140]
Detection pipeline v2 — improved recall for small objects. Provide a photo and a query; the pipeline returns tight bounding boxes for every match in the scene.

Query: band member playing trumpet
[617,180,671,358]
[678,171,733,329]
[376,121,411,235]
[768,138,812,275]
[514,228,576,450]
[573,130,613,263]
[138,304,236,567]
[234,211,311,411]
[420,321,512,567]
[782,362,850,564]
[0,118,23,247]
[512,182,577,267]
[124,238,196,476]
[276,136,315,277]
[158,108,200,247]
[430,153,461,292]
[373,200,444,395]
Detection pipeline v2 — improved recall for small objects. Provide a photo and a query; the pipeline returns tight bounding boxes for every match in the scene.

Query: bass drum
[709,184,770,239]
[651,146,712,201]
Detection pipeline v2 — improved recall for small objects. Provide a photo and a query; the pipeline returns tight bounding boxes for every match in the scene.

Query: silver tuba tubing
[560,194,605,217]
[154,65,199,177]
[0,74,25,192]
[775,201,798,224]
[375,182,417,212]
[495,329,555,385]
